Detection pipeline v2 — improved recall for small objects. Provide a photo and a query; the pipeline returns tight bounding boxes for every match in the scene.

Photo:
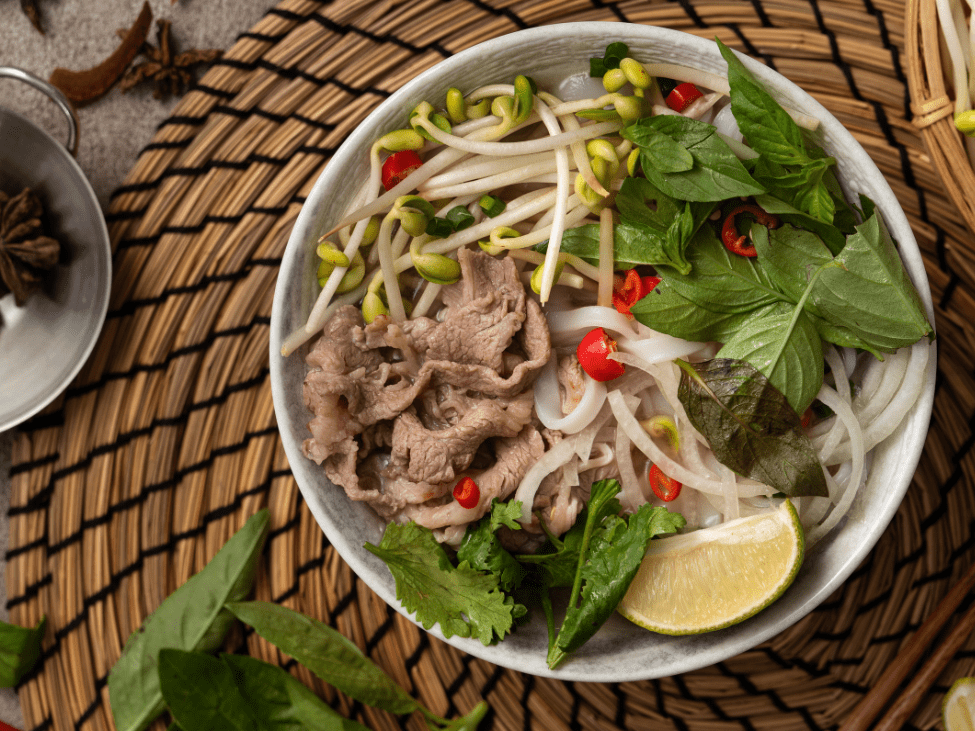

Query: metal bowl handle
[0,67,79,156]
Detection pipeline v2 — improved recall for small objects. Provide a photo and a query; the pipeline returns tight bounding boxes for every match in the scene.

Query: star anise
[117,19,222,99]
[0,189,61,306]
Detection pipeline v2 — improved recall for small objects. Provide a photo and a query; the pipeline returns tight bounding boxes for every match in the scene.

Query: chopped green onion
[425,217,454,238]
[604,42,629,68]
[446,205,475,230]
[479,195,507,218]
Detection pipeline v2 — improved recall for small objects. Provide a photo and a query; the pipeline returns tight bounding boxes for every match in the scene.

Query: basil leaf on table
[222,654,371,731]
[677,359,828,497]
[226,600,420,715]
[0,615,45,687]
[547,481,684,669]
[108,509,270,731]
[624,115,765,202]
[364,521,518,645]
[158,650,261,731]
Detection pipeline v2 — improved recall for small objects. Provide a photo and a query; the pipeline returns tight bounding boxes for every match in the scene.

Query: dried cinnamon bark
[49,2,153,105]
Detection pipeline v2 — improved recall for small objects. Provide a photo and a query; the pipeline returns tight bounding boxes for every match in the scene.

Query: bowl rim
[270,22,936,681]
[0,105,112,433]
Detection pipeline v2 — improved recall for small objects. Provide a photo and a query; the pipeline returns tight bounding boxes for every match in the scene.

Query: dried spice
[20,0,44,33]
[118,19,222,99]
[49,2,153,105]
[0,189,61,306]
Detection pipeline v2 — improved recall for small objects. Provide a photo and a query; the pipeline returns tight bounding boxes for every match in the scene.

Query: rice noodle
[534,357,607,433]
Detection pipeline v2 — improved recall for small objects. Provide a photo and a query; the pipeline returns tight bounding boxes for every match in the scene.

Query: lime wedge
[617,499,804,635]
[944,677,975,731]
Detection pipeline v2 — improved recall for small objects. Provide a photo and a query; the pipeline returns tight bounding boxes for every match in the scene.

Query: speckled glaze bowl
[269,23,936,681]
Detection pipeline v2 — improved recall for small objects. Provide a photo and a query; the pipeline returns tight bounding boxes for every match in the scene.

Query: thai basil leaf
[630,285,744,343]
[0,616,45,687]
[108,510,270,731]
[716,301,824,414]
[622,123,694,173]
[625,115,765,201]
[718,38,835,223]
[159,650,262,731]
[676,359,828,497]
[548,493,685,669]
[226,600,420,715]
[753,193,846,256]
[222,654,370,731]
[650,226,785,314]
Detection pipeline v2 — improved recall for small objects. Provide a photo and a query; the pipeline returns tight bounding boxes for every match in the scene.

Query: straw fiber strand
[4,0,973,729]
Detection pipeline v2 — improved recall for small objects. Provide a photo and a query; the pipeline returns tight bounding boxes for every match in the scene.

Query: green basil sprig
[108,509,270,731]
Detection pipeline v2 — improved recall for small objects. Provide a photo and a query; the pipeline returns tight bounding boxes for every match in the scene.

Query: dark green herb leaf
[677,359,828,497]
[440,702,489,730]
[108,510,270,731]
[226,600,419,715]
[548,492,684,669]
[625,115,764,201]
[623,124,693,173]
[364,521,517,645]
[753,193,847,256]
[0,615,45,687]
[222,654,370,731]
[630,284,744,343]
[716,301,824,414]
[457,500,527,592]
[158,650,261,731]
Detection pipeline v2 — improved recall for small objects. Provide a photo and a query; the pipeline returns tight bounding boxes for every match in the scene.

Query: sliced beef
[301,249,553,535]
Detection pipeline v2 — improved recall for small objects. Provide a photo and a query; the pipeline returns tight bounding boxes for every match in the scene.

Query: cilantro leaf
[457,500,527,592]
[366,522,517,645]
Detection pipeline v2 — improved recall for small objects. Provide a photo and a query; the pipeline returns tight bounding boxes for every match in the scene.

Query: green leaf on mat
[0,615,46,687]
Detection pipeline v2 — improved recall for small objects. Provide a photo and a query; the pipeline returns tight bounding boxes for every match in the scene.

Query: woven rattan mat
[6,0,975,729]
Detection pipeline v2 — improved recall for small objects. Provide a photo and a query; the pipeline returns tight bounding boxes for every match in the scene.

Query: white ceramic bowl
[270,23,936,681]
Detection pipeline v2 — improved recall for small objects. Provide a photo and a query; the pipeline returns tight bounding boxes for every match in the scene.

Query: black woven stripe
[833,679,870,694]
[477,664,505,729]
[403,629,430,673]
[466,0,529,30]
[807,0,863,102]
[192,83,238,101]
[717,663,817,730]
[443,653,474,718]
[363,604,396,656]
[291,112,338,132]
[940,271,962,311]
[724,24,777,71]
[749,0,774,26]
[566,680,583,731]
[330,578,359,618]
[157,114,210,129]
[16,410,65,435]
[674,0,707,27]
[520,673,535,731]
[8,368,270,520]
[610,682,627,727]
[6,573,52,609]
[859,0,907,102]
[236,30,290,44]
[8,451,59,478]
[673,672,739,727]
[588,0,629,23]
[869,622,919,645]
[27,717,52,731]
[309,12,452,57]
[275,61,392,98]
[106,267,256,320]
[267,6,309,22]
[5,535,47,560]
[65,319,268,401]
[74,675,106,730]
[935,225,948,271]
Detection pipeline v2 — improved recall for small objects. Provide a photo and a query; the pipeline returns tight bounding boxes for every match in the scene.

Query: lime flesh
[618,499,804,635]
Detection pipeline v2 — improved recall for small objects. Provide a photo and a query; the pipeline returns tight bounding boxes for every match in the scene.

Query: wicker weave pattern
[5,1,974,729]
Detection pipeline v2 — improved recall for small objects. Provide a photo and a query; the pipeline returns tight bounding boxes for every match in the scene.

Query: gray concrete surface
[0,0,276,725]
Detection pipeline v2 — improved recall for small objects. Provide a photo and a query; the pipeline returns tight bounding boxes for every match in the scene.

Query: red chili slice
[381,150,423,191]
[577,327,626,382]
[721,203,781,257]
[452,476,480,509]
[612,270,662,319]
[665,82,704,113]
[649,464,682,502]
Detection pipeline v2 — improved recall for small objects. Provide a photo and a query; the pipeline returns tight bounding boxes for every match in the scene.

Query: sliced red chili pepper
[381,150,423,191]
[665,82,704,113]
[452,476,480,509]
[577,327,625,382]
[612,270,662,319]
[800,407,814,429]
[649,464,682,502]
[641,275,661,294]
[721,203,781,257]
